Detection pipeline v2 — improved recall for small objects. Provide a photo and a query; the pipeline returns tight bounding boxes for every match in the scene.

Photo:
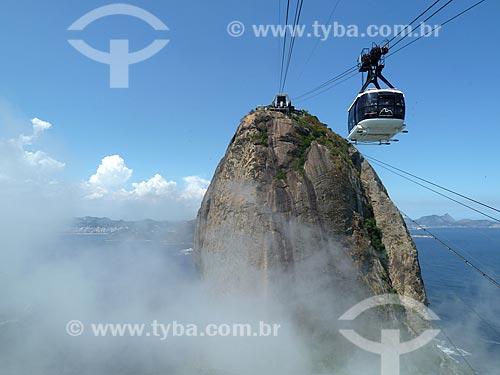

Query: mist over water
[0,197,314,375]
[416,228,500,374]
[0,186,497,375]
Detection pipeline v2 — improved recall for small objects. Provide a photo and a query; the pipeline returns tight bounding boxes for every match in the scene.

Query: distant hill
[404,214,500,229]
[67,217,195,244]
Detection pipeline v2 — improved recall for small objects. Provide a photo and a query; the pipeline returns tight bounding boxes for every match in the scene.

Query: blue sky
[0,0,498,220]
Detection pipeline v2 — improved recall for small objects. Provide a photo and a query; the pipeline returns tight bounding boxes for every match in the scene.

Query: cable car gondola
[347,44,406,144]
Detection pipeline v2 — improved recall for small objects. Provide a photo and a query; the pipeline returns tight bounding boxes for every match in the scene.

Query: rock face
[192,109,473,374]
[194,109,426,307]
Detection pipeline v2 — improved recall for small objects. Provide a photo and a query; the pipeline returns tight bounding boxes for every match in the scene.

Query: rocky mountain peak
[192,108,470,374]
[194,108,426,303]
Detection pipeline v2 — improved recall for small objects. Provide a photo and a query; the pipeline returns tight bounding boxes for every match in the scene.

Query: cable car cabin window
[378,94,394,106]
[358,93,378,107]
[392,93,405,119]
[356,92,405,122]
[348,106,357,132]
[394,106,405,118]
[356,92,378,122]
[377,94,395,117]
[364,105,378,119]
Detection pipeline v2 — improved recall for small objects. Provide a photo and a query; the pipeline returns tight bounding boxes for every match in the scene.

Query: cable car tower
[268,94,296,114]
[347,43,407,145]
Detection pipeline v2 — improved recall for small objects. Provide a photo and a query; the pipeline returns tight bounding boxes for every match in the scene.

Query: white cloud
[0,111,210,220]
[181,176,210,200]
[87,155,133,196]
[0,117,65,184]
[18,118,53,146]
[131,174,177,197]
[16,118,65,172]
[0,109,207,221]
[82,155,211,220]
[31,117,52,134]
[24,150,65,170]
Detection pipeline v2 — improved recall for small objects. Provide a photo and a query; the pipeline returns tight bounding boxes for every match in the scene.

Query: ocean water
[414,228,500,373]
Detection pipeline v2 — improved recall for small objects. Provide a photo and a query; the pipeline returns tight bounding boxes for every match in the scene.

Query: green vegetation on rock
[274,170,287,181]
[251,124,268,146]
[290,112,352,171]
[365,217,390,271]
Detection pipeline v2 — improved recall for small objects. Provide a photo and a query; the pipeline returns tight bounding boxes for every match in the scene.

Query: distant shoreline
[405,214,500,230]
